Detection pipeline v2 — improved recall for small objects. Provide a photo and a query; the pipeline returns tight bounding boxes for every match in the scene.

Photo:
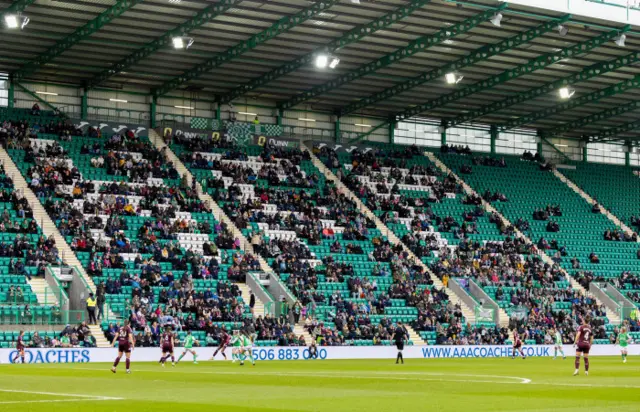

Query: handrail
[45,264,70,304]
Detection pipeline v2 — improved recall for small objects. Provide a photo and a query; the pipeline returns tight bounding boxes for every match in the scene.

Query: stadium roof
[1,0,640,142]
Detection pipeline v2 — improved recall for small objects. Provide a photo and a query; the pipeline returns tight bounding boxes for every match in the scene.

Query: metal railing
[0,308,85,325]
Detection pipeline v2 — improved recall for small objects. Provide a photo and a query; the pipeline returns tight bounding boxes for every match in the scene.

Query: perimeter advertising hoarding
[1,345,636,364]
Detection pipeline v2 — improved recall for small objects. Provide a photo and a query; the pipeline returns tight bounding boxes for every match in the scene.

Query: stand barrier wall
[2,344,637,364]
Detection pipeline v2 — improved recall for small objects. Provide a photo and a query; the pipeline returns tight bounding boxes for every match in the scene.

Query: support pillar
[81,89,88,120]
[537,141,543,156]
[440,119,447,146]
[7,79,14,109]
[625,141,631,167]
[389,120,395,144]
[334,116,341,142]
[490,125,498,155]
[582,144,588,162]
[215,104,221,121]
[276,108,283,126]
[150,95,157,128]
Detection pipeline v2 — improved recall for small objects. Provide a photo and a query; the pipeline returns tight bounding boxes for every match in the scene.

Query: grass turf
[0,357,638,411]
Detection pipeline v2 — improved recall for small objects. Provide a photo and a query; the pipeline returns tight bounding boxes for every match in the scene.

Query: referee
[392,321,408,364]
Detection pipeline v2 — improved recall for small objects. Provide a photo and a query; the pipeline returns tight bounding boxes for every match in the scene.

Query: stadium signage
[72,118,149,138]
[254,135,299,148]
[162,126,222,141]
[7,349,91,364]
[314,142,374,154]
[2,345,637,364]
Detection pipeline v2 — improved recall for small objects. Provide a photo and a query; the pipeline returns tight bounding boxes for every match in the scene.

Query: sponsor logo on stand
[72,119,148,137]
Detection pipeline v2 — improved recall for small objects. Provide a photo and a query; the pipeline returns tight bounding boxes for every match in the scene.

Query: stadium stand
[168,134,447,346]
[0,105,634,348]
[312,143,515,345]
[435,149,628,343]
[0,112,303,347]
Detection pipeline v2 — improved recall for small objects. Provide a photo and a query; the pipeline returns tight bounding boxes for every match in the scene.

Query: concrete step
[406,325,427,345]
[27,278,59,306]
[294,323,313,345]
[237,283,265,317]
[606,307,622,325]
[88,324,111,348]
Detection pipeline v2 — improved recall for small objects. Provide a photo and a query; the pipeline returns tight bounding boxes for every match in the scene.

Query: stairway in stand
[88,324,112,348]
[147,130,300,312]
[426,152,621,327]
[302,143,475,338]
[237,283,265,317]
[27,278,58,306]
[293,323,313,345]
[0,148,119,324]
[406,325,424,346]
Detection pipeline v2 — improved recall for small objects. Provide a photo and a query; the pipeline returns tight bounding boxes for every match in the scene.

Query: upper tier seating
[438,151,638,281]
[561,162,640,235]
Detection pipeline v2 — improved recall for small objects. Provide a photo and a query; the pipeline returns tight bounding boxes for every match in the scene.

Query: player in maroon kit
[11,330,25,364]
[159,325,175,367]
[511,330,526,360]
[573,316,594,376]
[111,321,134,374]
[211,328,230,360]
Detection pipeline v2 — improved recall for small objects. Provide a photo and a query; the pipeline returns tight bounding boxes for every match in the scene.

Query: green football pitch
[0,357,638,411]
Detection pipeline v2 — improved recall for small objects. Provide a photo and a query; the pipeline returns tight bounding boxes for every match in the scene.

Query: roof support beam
[338,4,507,116]
[543,100,640,137]
[499,74,640,131]
[394,16,571,121]
[343,121,389,144]
[447,28,625,128]
[153,0,342,97]
[538,132,571,162]
[449,26,634,126]
[13,0,143,81]
[86,0,241,89]
[14,82,59,112]
[219,0,433,104]
[589,119,640,142]
[0,0,36,20]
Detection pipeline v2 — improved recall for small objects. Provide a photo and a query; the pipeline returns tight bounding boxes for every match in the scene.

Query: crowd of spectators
[429,237,613,342]
[24,322,97,348]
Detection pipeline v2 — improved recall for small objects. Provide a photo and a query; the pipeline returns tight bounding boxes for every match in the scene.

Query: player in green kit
[176,330,198,364]
[231,330,243,363]
[616,326,632,363]
[552,328,566,360]
[239,331,255,366]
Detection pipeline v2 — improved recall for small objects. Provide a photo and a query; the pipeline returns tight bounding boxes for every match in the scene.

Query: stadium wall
[6,81,640,166]
[1,345,638,364]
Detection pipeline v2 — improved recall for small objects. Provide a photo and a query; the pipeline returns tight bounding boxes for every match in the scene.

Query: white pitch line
[0,388,123,401]
[531,382,640,389]
[0,399,121,405]
[72,367,531,385]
